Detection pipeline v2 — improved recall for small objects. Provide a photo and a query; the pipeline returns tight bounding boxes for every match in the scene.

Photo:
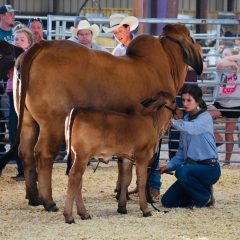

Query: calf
[63,91,180,223]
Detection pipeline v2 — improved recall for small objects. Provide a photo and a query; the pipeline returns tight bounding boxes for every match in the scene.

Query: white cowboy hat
[70,20,100,38]
[103,14,139,33]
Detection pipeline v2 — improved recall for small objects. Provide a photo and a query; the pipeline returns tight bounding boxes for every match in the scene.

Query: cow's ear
[181,43,203,75]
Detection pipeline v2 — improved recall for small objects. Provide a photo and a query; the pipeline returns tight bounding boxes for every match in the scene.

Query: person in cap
[0,5,17,43]
[70,19,108,52]
[103,14,139,56]
[0,5,17,157]
[0,5,24,179]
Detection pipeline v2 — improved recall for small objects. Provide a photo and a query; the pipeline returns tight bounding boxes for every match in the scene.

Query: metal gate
[1,15,240,164]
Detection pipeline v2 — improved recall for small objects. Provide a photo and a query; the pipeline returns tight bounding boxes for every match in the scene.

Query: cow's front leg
[136,160,152,217]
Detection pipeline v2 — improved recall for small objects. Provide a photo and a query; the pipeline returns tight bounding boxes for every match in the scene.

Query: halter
[157,103,178,118]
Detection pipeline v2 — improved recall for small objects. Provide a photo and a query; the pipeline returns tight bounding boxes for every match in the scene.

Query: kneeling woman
[160,85,221,208]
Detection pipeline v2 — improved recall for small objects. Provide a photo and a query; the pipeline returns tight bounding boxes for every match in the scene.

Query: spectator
[6,27,33,180]
[70,19,108,52]
[68,16,88,43]
[0,4,17,156]
[103,14,139,56]
[208,48,240,166]
[56,19,109,163]
[160,85,221,208]
[0,5,16,42]
[28,18,44,44]
[103,14,160,199]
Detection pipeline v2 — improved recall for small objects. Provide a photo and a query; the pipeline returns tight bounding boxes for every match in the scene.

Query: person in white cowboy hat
[70,19,108,52]
[68,16,88,43]
[103,13,139,56]
[104,14,161,200]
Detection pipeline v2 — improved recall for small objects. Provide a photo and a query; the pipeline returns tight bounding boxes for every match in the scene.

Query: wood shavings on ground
[0,163,239,240]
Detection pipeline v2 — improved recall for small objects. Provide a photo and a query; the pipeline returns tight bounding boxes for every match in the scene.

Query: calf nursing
[63,91,180,224]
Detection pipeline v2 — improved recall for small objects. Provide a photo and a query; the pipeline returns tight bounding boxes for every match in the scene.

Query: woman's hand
[159,165,169,174]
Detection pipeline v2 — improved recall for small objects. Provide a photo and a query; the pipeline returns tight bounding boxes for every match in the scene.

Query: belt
[186,158,218,165]
[196,159,218,164]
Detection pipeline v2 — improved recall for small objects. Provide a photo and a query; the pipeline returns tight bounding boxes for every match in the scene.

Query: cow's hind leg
[34,124,63,212]
[19,111,40,206]
[117,159,133,214]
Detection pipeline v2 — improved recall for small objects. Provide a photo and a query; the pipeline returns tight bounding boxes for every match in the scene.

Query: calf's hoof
[117,206,127,214]
[79,213,92,220]
[66,219,75,224]
[143,211,152,217]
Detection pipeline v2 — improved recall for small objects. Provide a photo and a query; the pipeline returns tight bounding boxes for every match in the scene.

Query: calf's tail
[65,107,79,175]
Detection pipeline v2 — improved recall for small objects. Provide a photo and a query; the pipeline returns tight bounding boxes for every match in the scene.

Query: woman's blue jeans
[161,162,221,208]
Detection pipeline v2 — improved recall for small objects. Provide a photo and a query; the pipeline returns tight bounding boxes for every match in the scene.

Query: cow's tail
[65,107,79,175]
[0,42,45,172]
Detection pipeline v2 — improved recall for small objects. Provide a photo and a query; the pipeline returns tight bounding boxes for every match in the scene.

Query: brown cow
[1,24,202,212]
[63,91,180,223]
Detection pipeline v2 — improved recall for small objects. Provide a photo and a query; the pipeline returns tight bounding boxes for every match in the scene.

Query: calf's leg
[75,157,91,220]
[136,160,151,217]
[115,158,132,200]
[64,154,90,223]
[117,159,132,214]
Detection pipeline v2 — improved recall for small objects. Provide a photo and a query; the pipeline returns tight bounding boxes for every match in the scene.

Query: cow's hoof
[143,211,152,217]
[117,207,127,214]
[115,191,120,200]
[115,192,130,201]
[79,213,91,220]
[28,198,42,206]
[45,204,59,212]
[66,219,75,224]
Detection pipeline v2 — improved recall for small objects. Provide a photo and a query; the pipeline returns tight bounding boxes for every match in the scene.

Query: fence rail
[1,15,240,164]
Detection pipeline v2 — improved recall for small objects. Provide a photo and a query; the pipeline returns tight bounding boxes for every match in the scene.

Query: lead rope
[146,139,164,212]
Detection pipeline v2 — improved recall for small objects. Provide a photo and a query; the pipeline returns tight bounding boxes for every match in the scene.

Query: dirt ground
[0,163,239,240]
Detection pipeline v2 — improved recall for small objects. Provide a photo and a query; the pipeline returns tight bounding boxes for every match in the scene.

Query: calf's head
[141,91,182,136]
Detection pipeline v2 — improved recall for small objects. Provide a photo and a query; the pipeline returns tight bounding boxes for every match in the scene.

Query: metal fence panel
[2,15,240,164]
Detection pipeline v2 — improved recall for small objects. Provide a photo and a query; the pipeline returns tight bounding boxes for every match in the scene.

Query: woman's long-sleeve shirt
[166,111,218,171]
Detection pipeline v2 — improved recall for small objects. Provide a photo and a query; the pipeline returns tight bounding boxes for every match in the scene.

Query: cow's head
[162,24,203,75]
[141,91,182,137]
[0,40,24,80]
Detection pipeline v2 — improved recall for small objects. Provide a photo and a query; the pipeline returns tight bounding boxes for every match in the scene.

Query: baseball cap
[0,5,18,14]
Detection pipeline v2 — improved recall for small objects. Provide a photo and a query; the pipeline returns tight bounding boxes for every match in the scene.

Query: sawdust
[0,163,239,240]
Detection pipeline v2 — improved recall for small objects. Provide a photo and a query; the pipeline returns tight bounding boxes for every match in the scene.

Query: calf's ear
[141,98,155,107]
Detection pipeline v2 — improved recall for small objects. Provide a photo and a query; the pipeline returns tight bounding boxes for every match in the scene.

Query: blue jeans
[8,93,24,175]
[148,152,161,192]
[161,162,221,208]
